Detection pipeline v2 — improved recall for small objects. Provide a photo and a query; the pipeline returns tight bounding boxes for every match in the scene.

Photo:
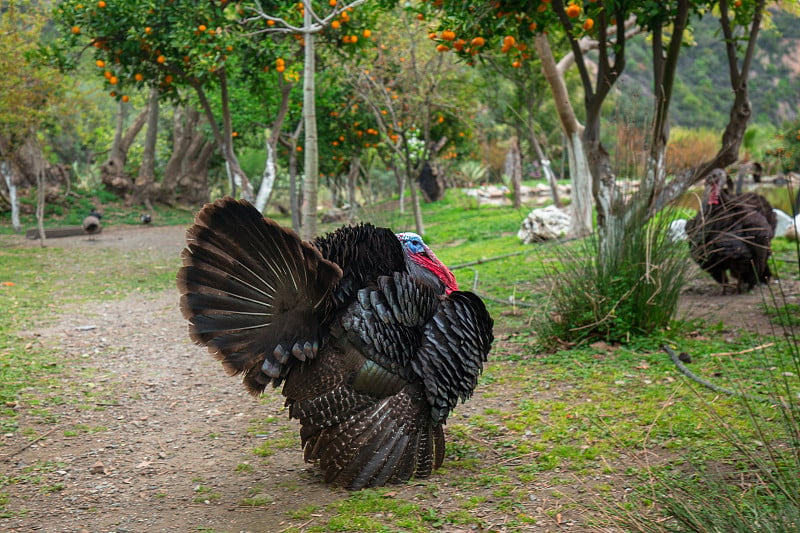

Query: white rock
[774,209,792,236]
[668,218,688,242]
[518,205,571,244]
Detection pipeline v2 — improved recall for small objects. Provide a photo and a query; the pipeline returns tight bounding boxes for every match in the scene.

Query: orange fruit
[103,70,112,79]
[441,30,456,41]
[512,60,521,68]
[329,0,337,5]
[436,43,449,52]
[267,19,275,26]
[503,35,515,46]
[71,26,81,34]
[198,24,207,32]
[157,55,166,63]
[134,73,144,81]
[109,76,118,85]
[145,27,152,34]
[582,18,594,30]
[332,20,340,29]
[96,59,105,67]
[276,65,285,72]
[471,36,485,47]
[98,0,106,7]
[121,95,129,103]
[362,29,371,38]
[566,3,581,17]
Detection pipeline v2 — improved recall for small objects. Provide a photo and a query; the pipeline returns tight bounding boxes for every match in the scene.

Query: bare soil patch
[2,224,798,532]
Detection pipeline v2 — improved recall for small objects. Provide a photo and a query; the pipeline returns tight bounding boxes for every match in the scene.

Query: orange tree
[412,0,777,235]
[243,0,391,238]
[50,0,313,202]
[339,6,478,234]
[410,0,712,235]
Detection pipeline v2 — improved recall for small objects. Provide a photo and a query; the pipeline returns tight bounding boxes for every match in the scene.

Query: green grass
[0,186,196,234]
[2,188,799,528]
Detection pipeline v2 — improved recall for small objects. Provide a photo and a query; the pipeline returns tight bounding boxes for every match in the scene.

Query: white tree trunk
[542,159,559,206]
[409,177,424,235]
[534,33,593,237]
[254,130,277,213]
[300,4,319,240]
[2,161,21,232]
[36,166,46,247]
[565,131,593,237]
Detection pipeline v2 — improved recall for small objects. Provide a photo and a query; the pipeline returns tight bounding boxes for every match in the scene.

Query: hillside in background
[618,8,800,130]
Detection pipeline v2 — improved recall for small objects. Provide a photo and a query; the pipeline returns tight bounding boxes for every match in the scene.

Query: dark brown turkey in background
[177,197,493,490]
[686,168,776,294]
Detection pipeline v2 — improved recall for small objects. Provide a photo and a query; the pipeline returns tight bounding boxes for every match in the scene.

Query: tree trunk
[36,162,46,247]
[256,135,278,213]
[255,79,294,213]
[162,105,197,195]
[161,105,213,205]
[347,152,360,222]
[650,0,765,213]
[2,160,21,232]
[300,6,319,240]
[398,170,406,214]
[534,33,592,237]
[280,119,304,232]
[132,87,159,210]
[409,171,424,235]
[100,102,148,196]
[641,0,689,219]
[530,131,560,207]
[176,141,214,205]
[505,136,522,209]
[192,70,253,201]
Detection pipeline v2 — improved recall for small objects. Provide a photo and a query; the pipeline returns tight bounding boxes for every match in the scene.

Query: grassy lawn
[1,189,798,530]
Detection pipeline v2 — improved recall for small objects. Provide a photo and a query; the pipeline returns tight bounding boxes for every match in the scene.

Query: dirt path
[2,224,797,533]
[2,288,345,532]
[2,228,345,532]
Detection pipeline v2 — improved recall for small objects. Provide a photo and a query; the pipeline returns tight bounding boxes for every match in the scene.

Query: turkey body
[177,197,493,490]
[686,169,775,293]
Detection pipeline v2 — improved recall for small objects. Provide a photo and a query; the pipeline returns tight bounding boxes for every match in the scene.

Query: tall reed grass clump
[537,194,693,348]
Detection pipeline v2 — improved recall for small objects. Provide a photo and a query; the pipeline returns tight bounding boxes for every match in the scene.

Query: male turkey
[177,197,493,490]
[686,168,775,293]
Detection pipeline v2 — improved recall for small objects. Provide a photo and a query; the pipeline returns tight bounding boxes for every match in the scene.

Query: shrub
[666,127,720,176]
[537,197,692,348]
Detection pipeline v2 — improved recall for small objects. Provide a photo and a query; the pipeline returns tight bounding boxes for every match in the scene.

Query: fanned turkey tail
[176,197,342,393]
